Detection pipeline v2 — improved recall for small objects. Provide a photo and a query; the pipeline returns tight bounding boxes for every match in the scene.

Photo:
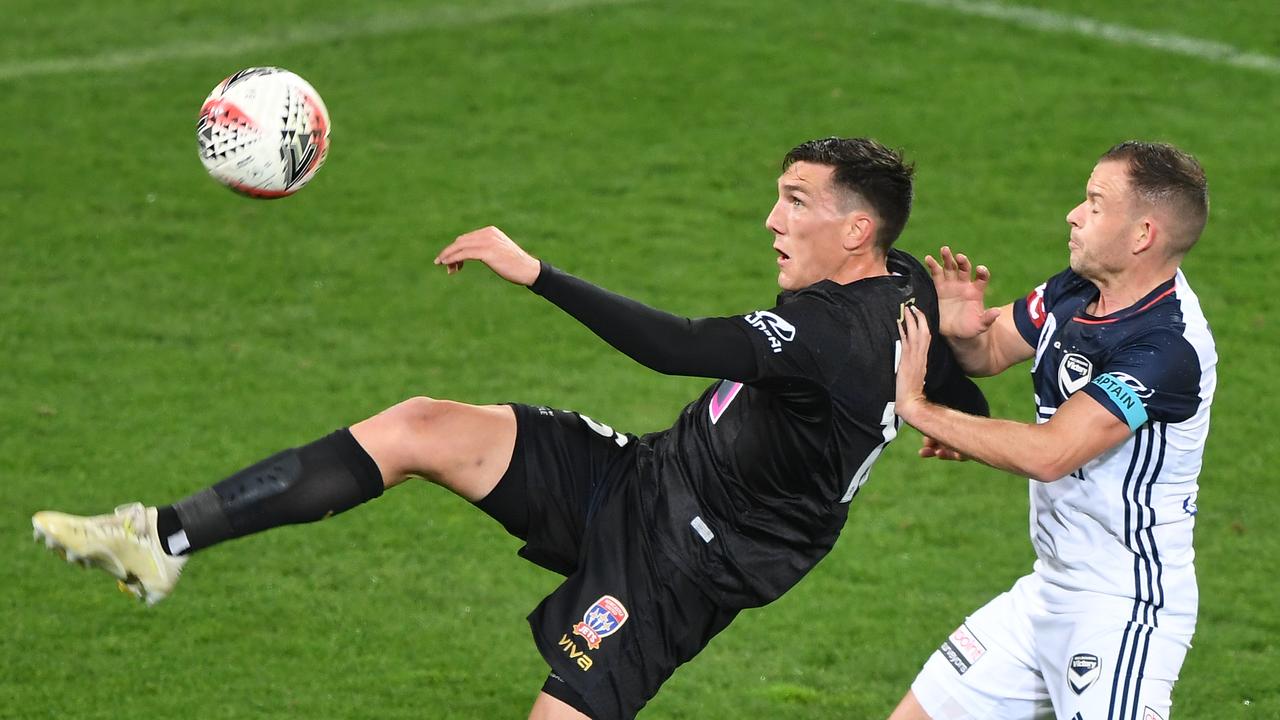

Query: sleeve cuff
[528,261,558,295]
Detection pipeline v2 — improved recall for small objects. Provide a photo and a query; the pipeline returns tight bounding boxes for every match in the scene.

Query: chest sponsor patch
[939,623,987,675]
[1068,653,1101,695]
[1057,352,1094,397]
[743,310,796,353]
[572,595,629,650]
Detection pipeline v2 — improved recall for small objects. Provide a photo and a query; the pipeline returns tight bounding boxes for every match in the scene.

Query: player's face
[1065,160,1144,281]
[764,162,855,291]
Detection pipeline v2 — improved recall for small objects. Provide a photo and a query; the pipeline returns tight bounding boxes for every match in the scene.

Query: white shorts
[911,574,1192,720]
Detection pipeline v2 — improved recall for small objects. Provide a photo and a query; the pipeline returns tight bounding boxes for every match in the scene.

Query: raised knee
[387,396,440,428]
[384,396,472,439]
[393,395,437,416]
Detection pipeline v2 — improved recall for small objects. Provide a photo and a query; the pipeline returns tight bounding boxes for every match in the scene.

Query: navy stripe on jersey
[1143,423,1169,621]
[1130,425,1155,624]
[1123,423,1167,626]
[1126,427,1157,620]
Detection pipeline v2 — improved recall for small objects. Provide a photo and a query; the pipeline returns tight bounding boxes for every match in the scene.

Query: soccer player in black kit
[33,138,987,719]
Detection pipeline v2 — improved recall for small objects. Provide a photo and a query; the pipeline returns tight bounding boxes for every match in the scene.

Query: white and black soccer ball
[197,67,330,198]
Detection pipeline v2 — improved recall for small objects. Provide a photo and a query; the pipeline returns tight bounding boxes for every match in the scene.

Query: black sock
[157,428,384,556]
[156,505,184,555]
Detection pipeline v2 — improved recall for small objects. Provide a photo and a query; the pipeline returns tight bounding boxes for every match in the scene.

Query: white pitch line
[0,0,643,83]
[893,0,1280,74]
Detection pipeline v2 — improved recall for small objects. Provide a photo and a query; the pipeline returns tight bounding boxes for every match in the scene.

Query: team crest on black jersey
[1057,353,1094,397]
[1068,653,1101,694]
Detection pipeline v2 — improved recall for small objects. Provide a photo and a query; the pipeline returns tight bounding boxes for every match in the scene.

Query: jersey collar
[1074,275,1177,325]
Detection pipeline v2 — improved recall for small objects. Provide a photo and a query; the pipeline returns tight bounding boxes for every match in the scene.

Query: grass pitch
[2,1,1277,717]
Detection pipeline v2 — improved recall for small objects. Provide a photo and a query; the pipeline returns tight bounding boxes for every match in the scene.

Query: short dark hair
[783,137,915,252]
[1100,141,1209,255]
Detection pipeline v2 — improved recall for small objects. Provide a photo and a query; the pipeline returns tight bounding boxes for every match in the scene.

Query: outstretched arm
[895,306,1130,481]
[928,246,1034,377]
[435,226,758,380]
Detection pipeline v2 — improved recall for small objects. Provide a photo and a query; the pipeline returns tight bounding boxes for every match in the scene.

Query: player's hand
[434,226,541,286]
[919,436,966,461]
[895,304,931,423]
[925,246,1001,340]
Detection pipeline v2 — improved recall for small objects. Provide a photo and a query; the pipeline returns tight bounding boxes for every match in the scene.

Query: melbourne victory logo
[1057,352,1094,397]
[1069,653,1101,694]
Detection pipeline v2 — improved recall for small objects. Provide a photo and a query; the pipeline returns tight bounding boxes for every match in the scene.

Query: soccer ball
[197,67,331,198]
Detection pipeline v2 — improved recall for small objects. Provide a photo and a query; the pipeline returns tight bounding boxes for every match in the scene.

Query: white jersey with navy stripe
[1012,268,1216,635]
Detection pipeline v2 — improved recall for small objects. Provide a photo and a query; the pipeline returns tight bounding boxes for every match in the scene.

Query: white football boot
[32,502,187,606]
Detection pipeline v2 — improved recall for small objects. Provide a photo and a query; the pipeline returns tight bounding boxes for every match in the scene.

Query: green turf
[2,0,1277,717]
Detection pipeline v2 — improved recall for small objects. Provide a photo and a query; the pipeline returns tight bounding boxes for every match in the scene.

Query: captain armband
[1090,373,1150,431]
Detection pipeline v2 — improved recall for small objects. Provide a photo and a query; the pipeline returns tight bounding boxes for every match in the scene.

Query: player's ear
[844,211,875,252]
[1133,217,1158,256]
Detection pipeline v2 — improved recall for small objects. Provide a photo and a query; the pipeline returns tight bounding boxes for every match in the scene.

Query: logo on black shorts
[573,595,629,650]
[1069,653,1101,695]
[559,596,628,673]
[557,634,593,671]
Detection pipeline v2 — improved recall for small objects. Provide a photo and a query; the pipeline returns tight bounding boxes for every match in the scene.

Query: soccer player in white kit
[888,141,1215,720]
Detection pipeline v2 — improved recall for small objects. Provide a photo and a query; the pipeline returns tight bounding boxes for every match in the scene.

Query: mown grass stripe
[0,0,645,82]
[894,0,1280,74]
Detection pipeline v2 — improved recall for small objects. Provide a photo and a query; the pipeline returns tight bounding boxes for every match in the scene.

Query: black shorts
[485,403,739,720]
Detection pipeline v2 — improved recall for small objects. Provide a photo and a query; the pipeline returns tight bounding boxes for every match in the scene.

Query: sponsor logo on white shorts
[1183,494,1198,516]
[1069,652,1101,695]
[1143,708,1166,720]
[939,623,987,675]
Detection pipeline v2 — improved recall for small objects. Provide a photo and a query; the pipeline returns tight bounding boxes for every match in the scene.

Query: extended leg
[32,396,518,604]
[528,691,591,720]
[349,396,516,500]
[162,397,517,554]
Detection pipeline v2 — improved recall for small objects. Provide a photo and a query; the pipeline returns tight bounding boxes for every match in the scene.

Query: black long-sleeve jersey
[531,249,987,608]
